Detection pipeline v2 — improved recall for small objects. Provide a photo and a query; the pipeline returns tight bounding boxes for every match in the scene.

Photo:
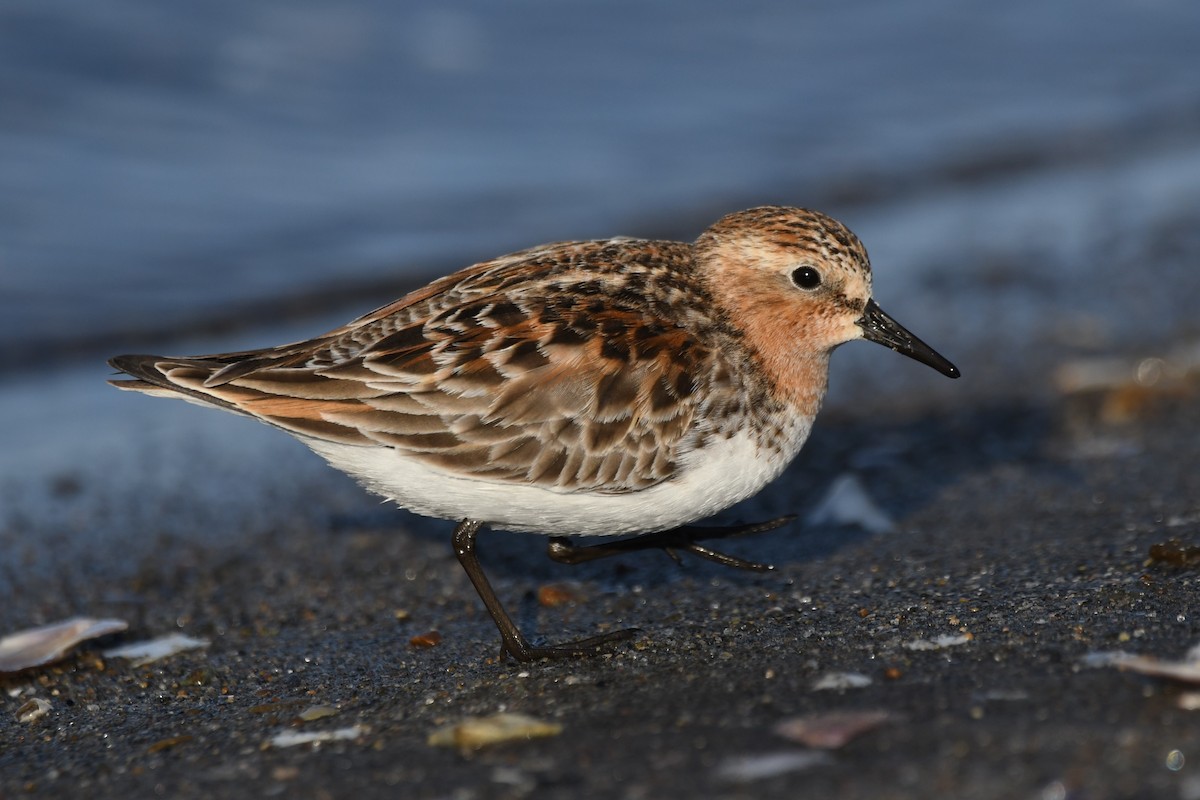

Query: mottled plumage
[109,206,958,660]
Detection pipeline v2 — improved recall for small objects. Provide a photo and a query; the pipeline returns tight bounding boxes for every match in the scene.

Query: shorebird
[109,206,959,661]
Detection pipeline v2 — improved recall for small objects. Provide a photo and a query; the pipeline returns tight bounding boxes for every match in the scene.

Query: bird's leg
[546,516,796,573]
[452,519,637,662]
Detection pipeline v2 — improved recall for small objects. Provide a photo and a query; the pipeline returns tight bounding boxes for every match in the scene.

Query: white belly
[303,420,812,536]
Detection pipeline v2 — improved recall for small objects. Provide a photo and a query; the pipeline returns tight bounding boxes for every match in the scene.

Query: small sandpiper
[109,206,959,661]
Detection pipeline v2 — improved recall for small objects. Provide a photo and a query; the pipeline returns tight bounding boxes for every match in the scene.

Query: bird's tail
[107,354,247,415]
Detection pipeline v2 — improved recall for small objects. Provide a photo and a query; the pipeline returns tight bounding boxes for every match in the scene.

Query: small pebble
[409,631,442,649]
[16,698,51,723]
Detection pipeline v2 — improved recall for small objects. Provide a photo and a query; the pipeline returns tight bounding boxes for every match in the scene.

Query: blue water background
[4,0,1199,373]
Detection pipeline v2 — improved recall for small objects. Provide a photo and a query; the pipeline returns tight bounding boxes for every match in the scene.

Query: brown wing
[110,240,737,493]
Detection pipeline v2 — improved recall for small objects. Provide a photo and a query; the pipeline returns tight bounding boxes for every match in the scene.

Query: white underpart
[303,419,813,537]
[114,382,814,535]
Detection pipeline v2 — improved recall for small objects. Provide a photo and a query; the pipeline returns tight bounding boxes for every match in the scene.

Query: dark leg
[452,519,637,662]
[546,516,795,572]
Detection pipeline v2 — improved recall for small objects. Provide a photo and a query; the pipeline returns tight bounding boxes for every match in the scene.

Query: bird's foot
[546,515,796,573]
[497,626,639,662]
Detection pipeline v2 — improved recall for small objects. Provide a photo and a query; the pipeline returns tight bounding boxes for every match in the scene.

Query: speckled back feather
[111,239,772,494]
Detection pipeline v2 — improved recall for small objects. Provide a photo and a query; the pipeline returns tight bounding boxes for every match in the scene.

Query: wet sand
[2,369,1197,799]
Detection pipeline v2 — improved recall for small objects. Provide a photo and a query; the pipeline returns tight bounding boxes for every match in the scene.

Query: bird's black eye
[791,266,822,290]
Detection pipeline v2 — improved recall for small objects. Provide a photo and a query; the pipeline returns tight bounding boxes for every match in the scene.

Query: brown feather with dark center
[108,235,776,493]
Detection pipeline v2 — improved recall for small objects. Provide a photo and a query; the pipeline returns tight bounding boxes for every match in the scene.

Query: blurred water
[3,0,1200,371]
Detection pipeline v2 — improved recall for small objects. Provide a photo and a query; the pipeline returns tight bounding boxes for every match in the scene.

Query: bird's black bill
[858,299,960,379]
